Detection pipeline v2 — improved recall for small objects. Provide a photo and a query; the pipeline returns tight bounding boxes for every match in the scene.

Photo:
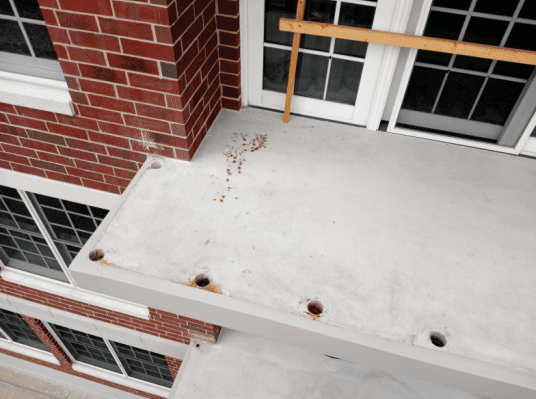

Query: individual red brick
[184,47,206,83]
[69,31,121,52]
[99,17,154,40]
[77,79,115,98]
[219,44,240,61]
[40,8,58,25]
[47,27,71,44]
[202,0,215,26]
[165,94,185,110]
[26,129,66,145]
[88,131,131,149]
[58,60,80,76]
[222,97,241,111]
[218,0,239,16]
[194,0,211,16]
[154,25,174,44]
[107,54,159,75]
[205,30,218,55]
[137,130,187,147]
[198,16,216,47]
[67,47,106,65]
[179,72,201,106]
[29,159,67,173]
[123,114,171,134]
[88,94,136,114]
[178,40,199,74]
[69,91,89,105]
[77,105,124,124]
[120,38,174,62]
[81,179,120,194]
[0,103,16,114]
[127,73,181,95]
[79,64,128,84]
[97,121,139,138]
[0,124,25,139]
[219,59,239,75]
[130,140,175,157]
[56,11,99,31]
[74,159,114,176]
[221,72,240,87]
[0,114,6,125]
[113,1,177,25]
[37,151,75,167]
[58,146,98,162]
[170,123,187,136]
[222,85,240,99]
[7,115,48,131]
[107,147,147,163]
[58,0,113,15]
[135,103,186,124]
[64,76,80,91]
[114,168,136,179]
[19,138,58,154]
[182,16,203,49]
[65,137,106,154]
[0,159,11,169]
[172,5,195,40]
[0,152,31,165]
[65,167,104,182]
[39,0,59,7]
[45,170,82,185]
[52,44,68,59]
[0,134,21,145]
[219,30,239,47]
[98,155,138,171]
[117,86,166,107]
[104,175,130,188]
[11,163,46,177]
[216,15,239,32]
[47,123,88,140]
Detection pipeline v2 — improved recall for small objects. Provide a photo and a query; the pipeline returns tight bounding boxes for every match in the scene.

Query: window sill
[0,71,74,116]
[72,362,170,398]
[0,268,150,320]
[0,339,60,365]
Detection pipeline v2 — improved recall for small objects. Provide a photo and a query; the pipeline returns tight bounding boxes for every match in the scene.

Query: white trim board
[0,71,74,116]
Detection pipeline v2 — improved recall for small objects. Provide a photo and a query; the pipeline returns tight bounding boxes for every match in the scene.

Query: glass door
[248,0,389,125]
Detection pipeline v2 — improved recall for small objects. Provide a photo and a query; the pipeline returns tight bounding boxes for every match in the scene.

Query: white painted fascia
[1,268,150,320]
[0,71,74,116]
[72,362,170,398]
[0,339,60,365]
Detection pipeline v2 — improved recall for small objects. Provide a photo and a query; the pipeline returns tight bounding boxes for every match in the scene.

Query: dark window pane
[432,0,472,10]
[325,58,363,105]
[23,23,58,60]
[0,186,22,199]
[423,11,466,41]
[90,206,109,220]
[463,17,509,47]
[42,207,71,227]
[0,212,17,228]
[63,200,90,216]
[0,233,16,248]
[435,72,486,119]
[294,53,329,100]
[77,231,91,245]
[51,225,79,244]
[519,2,536,20]
[13,0,44,20]
[334,3,375,58]
[473,0,520,17]
[70,214,96,232]
[0,19,31,56]
[36,243,54,257]
[15,238,38,254]
[3,198,31,217]
[24,252,47,267]
[300,0,336,52]
[35,194,62,209]
[0,201,5,212]
[45,257,63,271]
[416,50,452,66]
[14,215,39,233]
[263,47,291,93]
[3,247,26,261]
[471,78,525,125]
[10,230,29,240]
[401,66,447,113]
[32,236,47,244]
[453,55,492,73]
[0,0,14,16]
[264,0,296,46]
[0,309,50,352]
[505,23,536,52]
[493,61,534,79]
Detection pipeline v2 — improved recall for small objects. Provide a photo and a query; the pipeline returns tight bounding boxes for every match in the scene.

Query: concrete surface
[171,328,487,399]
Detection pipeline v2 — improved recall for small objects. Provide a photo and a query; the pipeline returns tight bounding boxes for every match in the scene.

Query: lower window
[0,309,50,352]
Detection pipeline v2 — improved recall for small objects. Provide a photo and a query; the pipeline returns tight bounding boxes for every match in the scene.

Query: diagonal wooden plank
[283,0,307,124]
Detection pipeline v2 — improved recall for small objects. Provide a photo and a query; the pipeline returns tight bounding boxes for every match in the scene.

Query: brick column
[165,356,183,380]
[20,315,72,368]
[217,0,242,111]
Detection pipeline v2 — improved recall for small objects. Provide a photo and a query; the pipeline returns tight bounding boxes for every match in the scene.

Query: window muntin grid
[110,341,174,388]
[50,324,122,374]
[0,309,50,352]
[0,185,69,283]
[29,192,109,266]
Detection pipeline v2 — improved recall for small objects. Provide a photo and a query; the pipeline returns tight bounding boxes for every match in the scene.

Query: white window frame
[43,321,172,398]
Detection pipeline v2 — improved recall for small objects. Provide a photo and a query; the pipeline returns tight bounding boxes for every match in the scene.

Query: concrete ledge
[0,340,59,365]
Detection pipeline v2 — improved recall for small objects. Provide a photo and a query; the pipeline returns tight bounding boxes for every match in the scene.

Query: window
[0,308,50,352]
[0,184,109,285]
[49,324,174,388]
[0,0,64,81]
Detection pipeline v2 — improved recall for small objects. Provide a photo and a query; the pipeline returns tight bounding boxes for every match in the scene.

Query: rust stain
[181,279,223,294]
[304,311,321,320]
[205,241,209,245]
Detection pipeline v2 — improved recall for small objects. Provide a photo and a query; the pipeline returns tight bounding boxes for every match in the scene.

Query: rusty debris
[181,278,223,294]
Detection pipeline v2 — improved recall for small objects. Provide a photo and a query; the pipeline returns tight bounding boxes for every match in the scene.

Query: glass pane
[0,19,31,56]
[51,225,79,244]
[504,23,536,52]
[0,0,14,16]
[462,17,509,47]
[325,58,363,105]
[432,0,472,10]
[36,243,54,257]
[90,206,109,220]
[63,201,91,216]
[493,61,534,79]
[518,2,536,20]
[300,0,336,52]
[0,186,21,199]
[13,0,44,20]
[3,198,31,217]
[70,214,96,232]
[423,11,466,41]
[35,194,62,209]
[0,233,16,248]
[77,231,91,244]
[42,207,71,227]
[435,72,486,119]
[263,47,291,94]
[24,252,47,267]
[334,3,375,58]
[0,212,17,228]
[3,247,25,262]
[45,257,63,271]
[471,78,525,125]
[264,0,296,46]
[0,309,50,352]
[23,23,58,60]
[401,66,447,113]
[473,0,520,17]
[15,238,38,254]
[452,55,492,73]
[294,53,329,100]
[14,215,39,233]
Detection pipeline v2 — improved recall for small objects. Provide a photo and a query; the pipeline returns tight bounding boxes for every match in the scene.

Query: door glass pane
[23,23,58,60]
[0,0,14,16]
[334,3,374,58]
[473,0,520,17]
[401,66,447,113]
[13,0,44,21]
[264,0,295,47]
[0,19,31,55]
[434,72,485,119]
[294,53,329,100]
[470,78,526,125]
[462,17,509,46]
[493,61,534,79]
[452,55,492,73]
[504,23,536,52]
[518,2,536,20]
[325,58,363,105]
[300,0,335,52]
[432,0,472,11]
[263,47,291,93]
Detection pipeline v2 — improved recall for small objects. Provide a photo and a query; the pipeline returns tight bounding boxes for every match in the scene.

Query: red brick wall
[1,0,244,194]
[165,355,183,379]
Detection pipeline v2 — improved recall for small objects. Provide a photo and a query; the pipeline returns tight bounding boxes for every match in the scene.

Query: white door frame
[243,0,414,127]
